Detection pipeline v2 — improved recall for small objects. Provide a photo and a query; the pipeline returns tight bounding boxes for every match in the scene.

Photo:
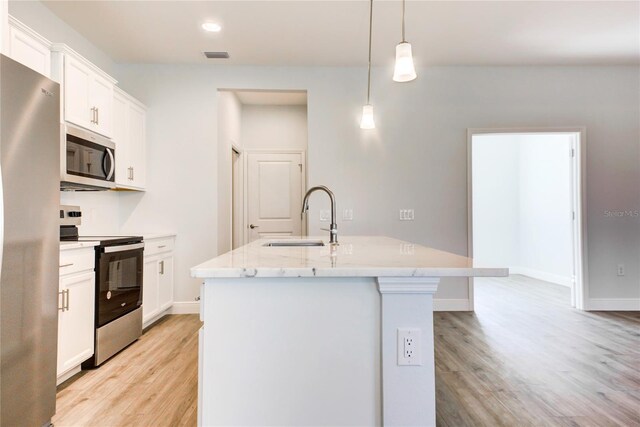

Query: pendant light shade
[393,42,417,82]
[360,0,375,130]
[360,104,375,129]
[393,0,417,82]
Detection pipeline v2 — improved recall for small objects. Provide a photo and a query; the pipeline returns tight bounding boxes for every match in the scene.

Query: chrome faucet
[301,185,338,245]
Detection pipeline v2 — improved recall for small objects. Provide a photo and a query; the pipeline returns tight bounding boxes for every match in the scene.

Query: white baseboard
[510,266,573,287]
[434,299,471,312]
[170,301,200,314]
[587,298,640,311]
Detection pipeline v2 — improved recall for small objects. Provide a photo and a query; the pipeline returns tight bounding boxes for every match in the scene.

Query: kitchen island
[191,236,507,426]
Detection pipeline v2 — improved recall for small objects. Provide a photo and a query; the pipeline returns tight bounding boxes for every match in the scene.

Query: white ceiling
[233,90,308,106]
[43,1,640,66]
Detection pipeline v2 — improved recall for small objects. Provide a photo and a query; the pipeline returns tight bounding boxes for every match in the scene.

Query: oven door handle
[103,242,144,253]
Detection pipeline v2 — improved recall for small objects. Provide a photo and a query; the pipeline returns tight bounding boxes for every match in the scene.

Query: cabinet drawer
[144,238,174,257]
[59,248,95,276]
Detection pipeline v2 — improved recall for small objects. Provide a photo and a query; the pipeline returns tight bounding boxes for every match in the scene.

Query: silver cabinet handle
[96,107,99,125]
[249,224,259,229]
[90,107,96,124]
[58,290,65,311]
[158,245,166,249]
[131,166,134,181]
[59,263,74,268]
[159,260,165,275]
[58,289,70,312]
[104,242,145,253]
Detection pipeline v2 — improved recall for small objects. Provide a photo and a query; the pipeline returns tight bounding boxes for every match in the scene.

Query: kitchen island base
[198,276,439,427]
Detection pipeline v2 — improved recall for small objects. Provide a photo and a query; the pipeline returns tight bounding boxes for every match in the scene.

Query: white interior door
[247,152,304,242]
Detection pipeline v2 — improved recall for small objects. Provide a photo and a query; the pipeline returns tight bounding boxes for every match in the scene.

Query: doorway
[468,128,587,310]
[219,89,308,250]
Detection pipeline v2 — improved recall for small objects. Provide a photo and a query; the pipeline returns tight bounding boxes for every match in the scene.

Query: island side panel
[200,277,382,426]
[378,277,439,427]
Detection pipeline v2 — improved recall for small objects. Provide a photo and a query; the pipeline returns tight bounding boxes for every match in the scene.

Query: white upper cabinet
[51,44,117,139]
[7,17,51,77]
[114,87,146,190]
[0,2,9,55]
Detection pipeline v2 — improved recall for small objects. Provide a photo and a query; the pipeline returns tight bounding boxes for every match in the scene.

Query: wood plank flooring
[53,314,202,427]
[436,276,640,427]
[53,276,640,426]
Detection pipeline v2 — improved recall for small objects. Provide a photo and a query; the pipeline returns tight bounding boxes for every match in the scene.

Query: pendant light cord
[366,0,373,104]
[401,0,406,42]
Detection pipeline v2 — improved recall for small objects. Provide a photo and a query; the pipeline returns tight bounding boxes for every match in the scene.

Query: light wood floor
[436,275,640,427]
[53,314,202,427]
[54,276,640,426]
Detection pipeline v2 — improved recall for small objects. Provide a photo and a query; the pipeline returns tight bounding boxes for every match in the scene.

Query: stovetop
[61,235,143,246]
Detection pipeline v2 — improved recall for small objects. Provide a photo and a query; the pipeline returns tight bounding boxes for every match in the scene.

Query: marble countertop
[191,236,508,279]
[60,241,100,251]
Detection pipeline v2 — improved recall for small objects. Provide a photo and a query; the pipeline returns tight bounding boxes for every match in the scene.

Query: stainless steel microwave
[61,123,115,190]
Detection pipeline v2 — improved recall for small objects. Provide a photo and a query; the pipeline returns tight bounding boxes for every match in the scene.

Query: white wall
[518,135,574,284]
[114,64,640,307]
[473,134,575,286]
[472,137,520,269]
[217,91,242,254]
[241,105,308,152]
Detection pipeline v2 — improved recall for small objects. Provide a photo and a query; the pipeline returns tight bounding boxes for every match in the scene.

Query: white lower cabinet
[143,236,175,327]
[57,245,96,385]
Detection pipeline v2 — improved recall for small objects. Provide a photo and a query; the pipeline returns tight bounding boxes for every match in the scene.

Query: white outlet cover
[343,208,353,221]
[397,328,422,366]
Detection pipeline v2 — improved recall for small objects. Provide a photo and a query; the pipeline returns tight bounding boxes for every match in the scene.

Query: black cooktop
[74,236,144,246]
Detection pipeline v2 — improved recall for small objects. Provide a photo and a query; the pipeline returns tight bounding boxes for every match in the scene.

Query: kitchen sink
[263,240,325,247]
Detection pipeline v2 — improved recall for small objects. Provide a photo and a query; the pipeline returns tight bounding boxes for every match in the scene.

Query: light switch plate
[399,209,415,221]
[343,208,353,221]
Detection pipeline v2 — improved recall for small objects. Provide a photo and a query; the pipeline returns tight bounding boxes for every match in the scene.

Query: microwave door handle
[105,148,115,180]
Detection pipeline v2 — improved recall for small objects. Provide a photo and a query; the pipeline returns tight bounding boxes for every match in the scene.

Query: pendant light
[360,0,375,130]
[393,0,417,82]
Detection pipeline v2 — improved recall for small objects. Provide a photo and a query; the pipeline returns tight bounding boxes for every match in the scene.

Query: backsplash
[60,191,121,235]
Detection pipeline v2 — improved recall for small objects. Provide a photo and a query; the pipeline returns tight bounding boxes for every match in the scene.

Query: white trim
[467,127,588,311]
[377,277,439,294]
[509,267,573,288]
[587,298,640,311]
[51,43,118,84]
[56,365,81,386]
[169,301,200,314]
[433,299,471,311]
[8,15,52,48]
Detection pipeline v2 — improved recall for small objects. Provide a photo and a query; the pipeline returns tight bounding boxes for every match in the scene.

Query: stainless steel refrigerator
[0,55,60,426]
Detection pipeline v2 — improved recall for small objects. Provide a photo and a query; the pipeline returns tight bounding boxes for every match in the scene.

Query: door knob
[249,224,259,229]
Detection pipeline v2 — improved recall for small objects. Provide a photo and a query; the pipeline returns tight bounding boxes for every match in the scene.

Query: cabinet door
[158,254,174,312]
[90,74,114,138]
[128,102,146,188]
[142,256,159,323]
[8,25,51,77]
[57,272,95,376]
[64,56,92,130]
[113,90,130,186]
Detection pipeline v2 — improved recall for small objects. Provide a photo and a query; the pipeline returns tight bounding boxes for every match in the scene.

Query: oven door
[97,243,143,327]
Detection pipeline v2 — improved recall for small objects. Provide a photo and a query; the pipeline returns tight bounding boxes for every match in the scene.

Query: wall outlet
[319,209,330,222]
[343,208,353,221]
[397,328,422,366]
[399,209,414,221]
[617,264,625,276]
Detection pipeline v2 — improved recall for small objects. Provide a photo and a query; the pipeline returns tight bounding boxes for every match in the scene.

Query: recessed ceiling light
[202,22,222,33]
